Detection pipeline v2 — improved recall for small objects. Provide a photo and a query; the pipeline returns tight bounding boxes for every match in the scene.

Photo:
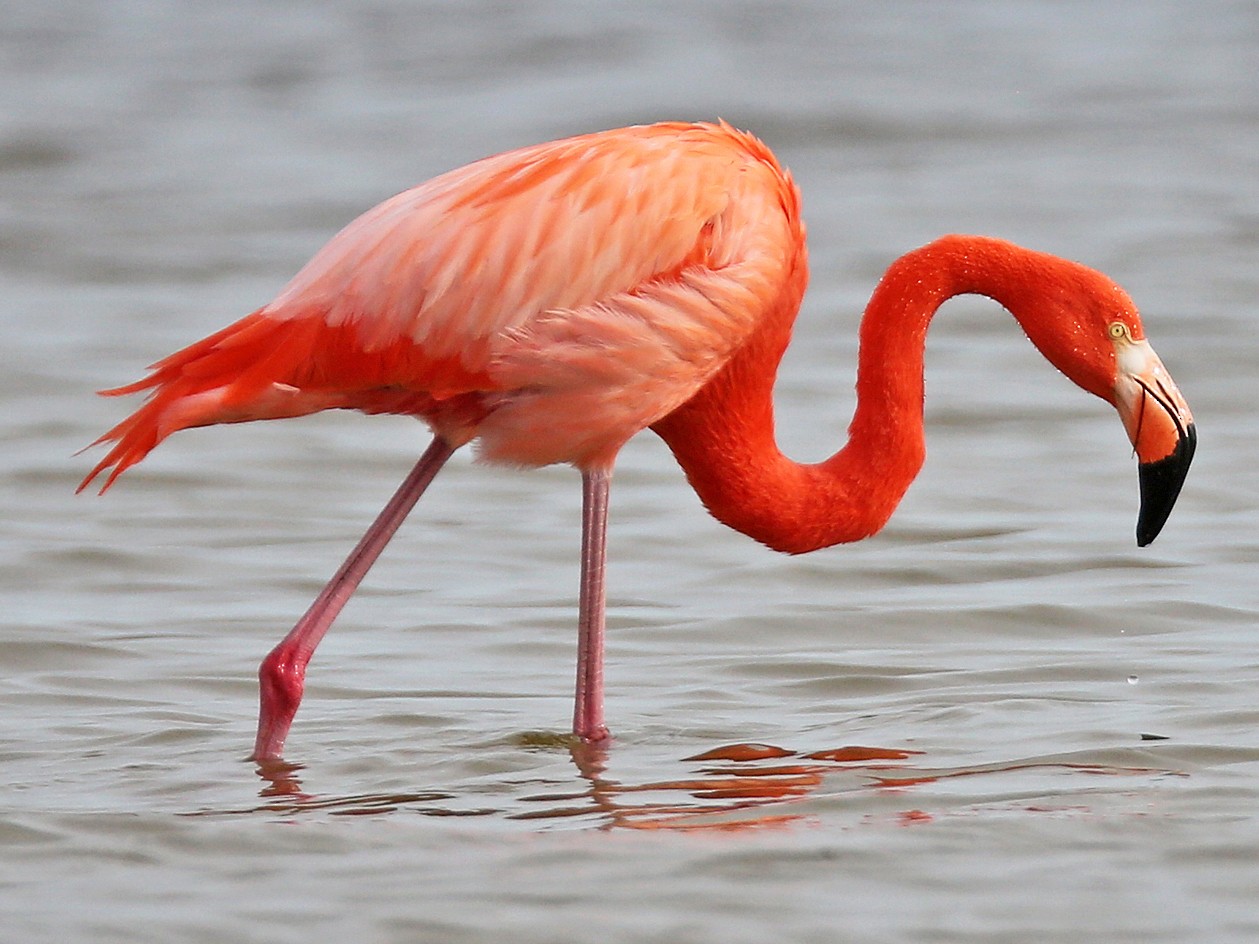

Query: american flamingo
[80,121,1195,760]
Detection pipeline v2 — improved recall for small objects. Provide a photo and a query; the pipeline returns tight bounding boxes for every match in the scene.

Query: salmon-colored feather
[81,120,802,489]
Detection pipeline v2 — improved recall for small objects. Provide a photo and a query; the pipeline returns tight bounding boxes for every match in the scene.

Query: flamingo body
[85,122,803,485]
[81,122,1194,759]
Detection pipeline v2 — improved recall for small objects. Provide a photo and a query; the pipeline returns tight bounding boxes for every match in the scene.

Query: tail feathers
[79,308,501,494]
[78,311,304,494]
[77,391,176,494]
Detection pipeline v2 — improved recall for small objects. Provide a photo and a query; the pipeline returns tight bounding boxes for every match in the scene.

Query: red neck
[652,235,1111,553]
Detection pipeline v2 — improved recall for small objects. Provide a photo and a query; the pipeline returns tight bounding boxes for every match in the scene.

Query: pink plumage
[81,121,802,488]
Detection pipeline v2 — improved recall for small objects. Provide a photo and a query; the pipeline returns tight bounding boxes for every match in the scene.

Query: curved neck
[653,235,1073,553]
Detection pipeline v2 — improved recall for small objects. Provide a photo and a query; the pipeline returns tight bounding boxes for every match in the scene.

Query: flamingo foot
[251,643,306,760]
[575,718,611,744]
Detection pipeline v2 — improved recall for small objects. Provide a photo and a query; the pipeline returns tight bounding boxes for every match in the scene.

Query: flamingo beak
[1113,339,1195,546]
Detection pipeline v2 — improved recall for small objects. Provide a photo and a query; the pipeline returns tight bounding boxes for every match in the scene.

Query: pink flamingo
[80,122,1195,759]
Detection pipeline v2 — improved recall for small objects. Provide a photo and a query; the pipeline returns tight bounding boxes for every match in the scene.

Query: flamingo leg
[573,467,612,742]
[252,436,456,760]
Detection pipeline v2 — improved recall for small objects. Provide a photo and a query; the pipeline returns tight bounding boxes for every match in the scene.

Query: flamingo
[80,121,1196,760]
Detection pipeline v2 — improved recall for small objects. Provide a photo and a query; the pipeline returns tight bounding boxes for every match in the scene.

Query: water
[4,1,1258,941]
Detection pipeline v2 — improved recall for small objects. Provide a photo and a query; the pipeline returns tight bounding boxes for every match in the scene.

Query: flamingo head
[1008,261,1195,546]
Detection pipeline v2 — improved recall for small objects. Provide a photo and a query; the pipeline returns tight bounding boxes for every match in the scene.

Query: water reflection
[194,740,1184,830]
[246,757,488,817]
[512,741,921,831]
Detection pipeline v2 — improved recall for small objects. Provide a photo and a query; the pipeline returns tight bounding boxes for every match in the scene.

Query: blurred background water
[3,1,1258,941]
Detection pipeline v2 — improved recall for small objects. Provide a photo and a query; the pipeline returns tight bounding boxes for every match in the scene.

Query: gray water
[4,1,1258,941]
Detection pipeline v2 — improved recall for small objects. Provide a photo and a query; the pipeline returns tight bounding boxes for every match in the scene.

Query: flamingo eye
[1108,322,1130,341]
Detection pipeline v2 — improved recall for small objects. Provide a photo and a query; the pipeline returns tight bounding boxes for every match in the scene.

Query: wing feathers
[83,122,806,484]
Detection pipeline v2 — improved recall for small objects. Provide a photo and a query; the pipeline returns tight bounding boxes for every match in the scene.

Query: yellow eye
[1108,322,1130,341]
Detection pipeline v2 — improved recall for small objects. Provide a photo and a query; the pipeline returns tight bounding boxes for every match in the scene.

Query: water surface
[3,2,1258,942]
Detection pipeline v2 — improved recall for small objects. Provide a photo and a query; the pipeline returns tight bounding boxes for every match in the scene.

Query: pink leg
[252,436,456,760]
[573,467,611,742]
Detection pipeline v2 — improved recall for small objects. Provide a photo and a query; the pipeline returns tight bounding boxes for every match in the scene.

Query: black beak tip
[1136,423,1197,547]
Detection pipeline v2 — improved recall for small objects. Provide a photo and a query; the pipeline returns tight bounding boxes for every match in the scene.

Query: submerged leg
[252,436,457,760]
[573,467,612,743]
